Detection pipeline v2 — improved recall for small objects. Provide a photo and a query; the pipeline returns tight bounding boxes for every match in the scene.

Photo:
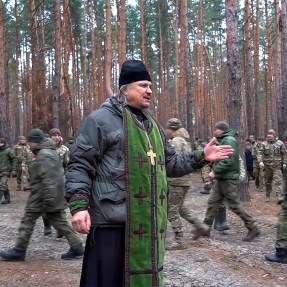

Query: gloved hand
[11,171,17,178]
[43,198,55,209]
[259,162,264,169]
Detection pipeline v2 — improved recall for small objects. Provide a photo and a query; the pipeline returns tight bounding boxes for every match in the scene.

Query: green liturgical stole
[124,108,168,287]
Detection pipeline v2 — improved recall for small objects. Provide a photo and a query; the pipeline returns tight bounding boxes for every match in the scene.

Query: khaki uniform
[252,142,265,192]
[257,139,287,201]
[167,128,205,236]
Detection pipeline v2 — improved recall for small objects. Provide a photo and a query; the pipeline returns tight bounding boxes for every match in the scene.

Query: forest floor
[0,173,286,287]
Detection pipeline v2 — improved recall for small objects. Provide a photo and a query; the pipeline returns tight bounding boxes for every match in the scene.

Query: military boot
[265,247,287,264]
[200,183,211,195]
[61,244,84,260]
[43,219,52,236]
[0,248,26,261]
[214,206,230,231]
[242,225,260,242]
[1,189,11,204]
[192,222,210,240]
[165,232,187,250]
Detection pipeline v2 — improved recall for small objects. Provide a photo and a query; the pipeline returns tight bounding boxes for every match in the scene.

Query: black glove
[11,171,17,178]
[43,198,55,209]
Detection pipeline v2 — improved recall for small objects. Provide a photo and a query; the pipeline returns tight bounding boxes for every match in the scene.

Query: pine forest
[0,0,286,144]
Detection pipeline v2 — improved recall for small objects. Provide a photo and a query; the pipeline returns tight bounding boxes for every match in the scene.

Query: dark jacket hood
[33,138,56,153]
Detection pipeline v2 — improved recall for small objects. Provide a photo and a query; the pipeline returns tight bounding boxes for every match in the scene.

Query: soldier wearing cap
[165,118,209,249]
[257,129,287,204]
[13,136,32,191]
[252,136,265,193]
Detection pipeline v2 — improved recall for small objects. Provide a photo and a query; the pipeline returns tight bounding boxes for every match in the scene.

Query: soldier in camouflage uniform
[166,118,209,249]
[13,136,33,191]
[0,129,84,261]
[0,138,17,204]
[257,129,287,204]
[195,121,260,241]
[252,136,265,192]
[265,130,287,263]
[42,128,70,236]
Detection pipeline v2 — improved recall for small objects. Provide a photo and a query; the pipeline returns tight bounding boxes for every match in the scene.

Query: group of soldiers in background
[0,128,85,261]
[165,119,287,264]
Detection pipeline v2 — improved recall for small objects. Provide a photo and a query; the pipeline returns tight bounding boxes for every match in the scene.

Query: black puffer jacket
[65,93,203,225]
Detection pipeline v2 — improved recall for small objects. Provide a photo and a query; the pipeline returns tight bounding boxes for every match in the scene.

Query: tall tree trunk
[226,0,250,201]
[140,0,147,65]
[104,0,113,97]
[117,0,126,68]
[265,0,277,129]
[244,0,254,135]
[52,0,61,129]
[281,0,287,133]
[274,0,283,136]
[0,1,8,139]
[254,0,261,137]
[13,0,20,141]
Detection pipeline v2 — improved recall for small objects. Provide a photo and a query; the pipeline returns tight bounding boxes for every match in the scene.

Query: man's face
[0,142,4,147]
[125,81,152,110]
[51,134,61,144]
[166,128,174,139]
[20,139,26,145]
[28,142,38,149]
[214,128,223,137]
[267,133,275,141]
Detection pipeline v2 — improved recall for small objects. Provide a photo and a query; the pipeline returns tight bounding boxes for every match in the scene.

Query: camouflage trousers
[277,201,287,248]
[15,209,82,250]
[264,166,283,200]
[204,179,255,229]
[0,174,9,190]
[168,186,202,233]
[201,163,212,190]
[253,164,265,192]
[16,163,29,186]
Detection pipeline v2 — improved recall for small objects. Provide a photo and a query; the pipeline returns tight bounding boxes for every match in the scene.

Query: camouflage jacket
[257,139,287,168]
[56,141,70,170]
[13,144,32,164]
[0,144,17,175]
[26,138,67,212]
[251,142,262,165]
[167,128,192,186]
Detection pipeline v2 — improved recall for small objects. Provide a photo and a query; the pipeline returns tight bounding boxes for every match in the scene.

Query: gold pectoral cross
[147,148,156,166]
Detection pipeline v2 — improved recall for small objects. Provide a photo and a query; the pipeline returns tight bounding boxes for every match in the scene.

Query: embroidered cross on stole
[124,108,168,287]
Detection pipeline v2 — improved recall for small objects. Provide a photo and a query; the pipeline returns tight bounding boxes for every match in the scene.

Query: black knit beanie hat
[214,121,230,132]
[49,128,61,136]
[27,129,45,143]
[119,60,151,88]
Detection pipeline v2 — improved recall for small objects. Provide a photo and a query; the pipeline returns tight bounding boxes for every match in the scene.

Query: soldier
[0,138,17,204]
[265,130,287,263]
[0,129,84,261]
[257,129,287,204]
[166,118,209,249]
[13,136,32,191]
[42,128,70,237]
[194,121,260,241]
[252,136,265,192]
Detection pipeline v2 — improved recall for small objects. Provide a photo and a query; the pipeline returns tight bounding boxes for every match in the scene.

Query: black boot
[214,206,230,231]
[43,219,52,236]
[61,244,84,260]
[1,189,11,204]
[0,248,26,261]
[265,247,287,263]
